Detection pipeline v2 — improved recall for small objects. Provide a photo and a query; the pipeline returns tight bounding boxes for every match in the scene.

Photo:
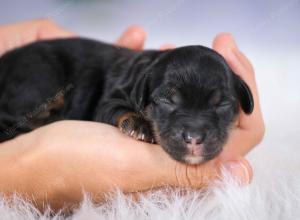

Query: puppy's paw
[118,113,155,143]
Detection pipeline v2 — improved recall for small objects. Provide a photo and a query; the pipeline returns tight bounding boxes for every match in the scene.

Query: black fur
[0,38,253,164]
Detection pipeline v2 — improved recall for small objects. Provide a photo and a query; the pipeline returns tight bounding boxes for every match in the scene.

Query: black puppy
[0,38,253,164]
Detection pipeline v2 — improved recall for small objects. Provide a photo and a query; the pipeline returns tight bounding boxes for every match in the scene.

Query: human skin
[0,19,264,211]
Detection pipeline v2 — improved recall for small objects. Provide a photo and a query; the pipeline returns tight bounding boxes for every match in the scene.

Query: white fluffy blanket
[1,147,300,220]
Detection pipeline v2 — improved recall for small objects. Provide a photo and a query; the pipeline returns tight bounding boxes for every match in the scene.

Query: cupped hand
[0,19,73,56]
[0,19,146,56]
[213,33,265,158]
[0,19,264,211]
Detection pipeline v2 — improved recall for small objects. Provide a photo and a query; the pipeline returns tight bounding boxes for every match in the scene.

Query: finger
[221,157,253,185]
[115,25,146,50]
[212,33,265,155]
[166,157,252,188]
[160,43,176,50]
[35,19,75,40]
[212,33,264,130]
[221,129,258,157]
[212,33,258,107]
[213,33,253,79]
[0,19,74,56]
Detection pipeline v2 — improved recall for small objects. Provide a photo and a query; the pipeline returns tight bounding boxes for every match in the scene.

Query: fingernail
[223,160,251,185]
[226,38,247,74]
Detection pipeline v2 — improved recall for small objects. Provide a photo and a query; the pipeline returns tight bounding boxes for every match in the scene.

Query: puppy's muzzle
[182,131,205,157]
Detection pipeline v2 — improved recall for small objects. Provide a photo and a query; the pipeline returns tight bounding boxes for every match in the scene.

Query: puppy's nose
[182,132,204,145]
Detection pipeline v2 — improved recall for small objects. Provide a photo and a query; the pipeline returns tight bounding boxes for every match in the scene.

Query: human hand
[0,18,146,56]
[213,33,265,159]
[1,89,263,210]
[1,33,263,210]
[0,19,74,56]
[0,19,264,211]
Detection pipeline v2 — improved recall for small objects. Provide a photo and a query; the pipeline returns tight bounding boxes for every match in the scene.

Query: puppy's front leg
[94,102,155,143]
[117,112,155,143]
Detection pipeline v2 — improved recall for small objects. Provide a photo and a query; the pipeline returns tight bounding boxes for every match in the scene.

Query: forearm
[0,133,61,211]
[0,131,87,212]
[0,122,168,210]
[0,135,42,202]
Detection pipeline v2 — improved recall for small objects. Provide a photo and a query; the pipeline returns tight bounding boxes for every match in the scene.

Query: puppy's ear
[130,73,150,111]
[233,73,254,114]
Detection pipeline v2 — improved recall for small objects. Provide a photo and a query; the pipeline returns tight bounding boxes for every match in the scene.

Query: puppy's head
[134,46,254,164]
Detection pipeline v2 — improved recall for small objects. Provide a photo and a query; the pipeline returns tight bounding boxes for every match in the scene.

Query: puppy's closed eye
[218,101,232,107]
[153,97,177,112]
[209,91,222,106]
[216,101,233,114]
[209,91,234,109]
[152,89,180,107]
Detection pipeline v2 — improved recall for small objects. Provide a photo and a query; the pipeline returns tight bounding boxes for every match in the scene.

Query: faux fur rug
[1,143,300,220]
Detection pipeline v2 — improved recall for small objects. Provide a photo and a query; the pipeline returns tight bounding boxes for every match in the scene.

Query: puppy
[0,38,253,164]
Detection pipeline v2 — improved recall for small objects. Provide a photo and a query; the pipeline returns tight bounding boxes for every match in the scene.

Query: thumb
[168,157,252,188]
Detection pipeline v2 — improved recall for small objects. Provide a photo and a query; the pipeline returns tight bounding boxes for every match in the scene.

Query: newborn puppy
[0,38,253,164]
